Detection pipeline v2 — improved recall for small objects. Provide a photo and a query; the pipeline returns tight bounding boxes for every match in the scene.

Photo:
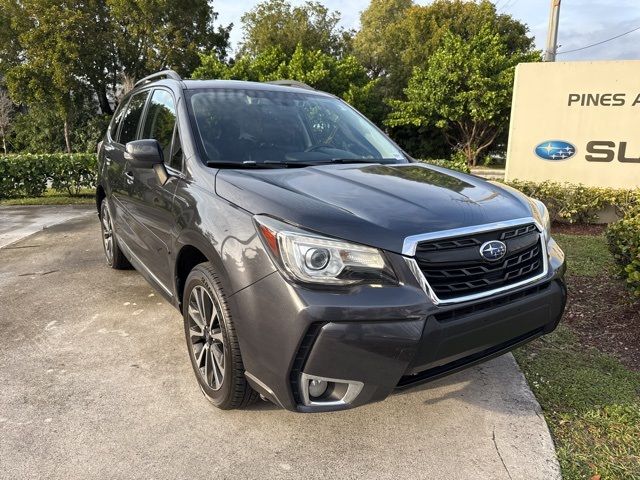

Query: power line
[557,24,640,55]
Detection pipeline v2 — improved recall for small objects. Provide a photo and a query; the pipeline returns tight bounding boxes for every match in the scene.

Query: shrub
[50,154,98,196]
[505,180,640,224]
[606,206,640,297]
[0,153,97,199]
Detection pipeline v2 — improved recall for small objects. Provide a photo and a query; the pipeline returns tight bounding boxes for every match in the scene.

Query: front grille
[414,223,544,301]
[434,282,551,322]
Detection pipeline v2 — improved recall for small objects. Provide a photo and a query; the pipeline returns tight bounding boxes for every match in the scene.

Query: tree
[0,0,230,152]
[353,0,412,78]
[194,45,373,102]
[0,90,13,154]
[386,26,538,166]
[4,1,93,152]
[108,0,231,82]
[354,0,537,159]
[240,0,351,58]
[355,0,535,94]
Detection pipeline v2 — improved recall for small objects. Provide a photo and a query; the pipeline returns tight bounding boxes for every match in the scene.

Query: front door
[124,88,182,294]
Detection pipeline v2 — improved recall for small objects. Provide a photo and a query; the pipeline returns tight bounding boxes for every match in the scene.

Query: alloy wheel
[188,285,225,390]
[101,203,114,264]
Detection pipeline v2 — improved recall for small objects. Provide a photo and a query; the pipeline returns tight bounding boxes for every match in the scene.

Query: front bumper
[228,237,566,412]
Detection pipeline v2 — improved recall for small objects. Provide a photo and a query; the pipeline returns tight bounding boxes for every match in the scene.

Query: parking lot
[0,208,560,479]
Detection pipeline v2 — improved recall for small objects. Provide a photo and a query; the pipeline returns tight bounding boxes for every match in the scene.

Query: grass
[0,188,94,206]
[514,233,640,480]
[514,328,640,479]
[554,233,615,277]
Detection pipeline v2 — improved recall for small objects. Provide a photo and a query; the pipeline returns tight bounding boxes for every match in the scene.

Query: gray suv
[96,70,566,412]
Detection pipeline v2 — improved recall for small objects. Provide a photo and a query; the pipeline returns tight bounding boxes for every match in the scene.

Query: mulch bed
[563,274,640,371]
[552,222,606,236]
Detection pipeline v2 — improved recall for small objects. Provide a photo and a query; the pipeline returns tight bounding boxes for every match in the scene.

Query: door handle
[124,171,134,184]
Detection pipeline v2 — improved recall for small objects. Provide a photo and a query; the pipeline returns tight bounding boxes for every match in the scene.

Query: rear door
[109,90,151,248]
[124,88,182,293]
[103,96,129,227]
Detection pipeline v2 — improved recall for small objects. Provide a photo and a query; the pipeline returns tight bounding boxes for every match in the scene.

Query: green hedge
[606,206,640,297]
[504,180,640,224]
[0,154,97,199]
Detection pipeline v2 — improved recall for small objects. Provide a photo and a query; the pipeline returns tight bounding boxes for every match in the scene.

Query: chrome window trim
[404,217,549,306]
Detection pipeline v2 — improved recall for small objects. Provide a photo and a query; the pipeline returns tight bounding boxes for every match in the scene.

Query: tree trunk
[1,126,6,154]
[96,84,113,115]
[63,119,71,153]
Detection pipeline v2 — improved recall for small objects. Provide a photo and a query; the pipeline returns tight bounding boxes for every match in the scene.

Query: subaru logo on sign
[480,241,507,262]
[535,140,576,161]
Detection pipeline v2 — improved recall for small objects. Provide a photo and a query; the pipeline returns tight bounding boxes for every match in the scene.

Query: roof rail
[134,70,182,88]
[266,80,315,91]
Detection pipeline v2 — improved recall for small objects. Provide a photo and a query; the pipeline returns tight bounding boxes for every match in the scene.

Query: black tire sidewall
[182,266,234,407]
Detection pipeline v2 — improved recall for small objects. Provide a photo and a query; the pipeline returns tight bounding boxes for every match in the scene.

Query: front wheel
[183,263,258,409]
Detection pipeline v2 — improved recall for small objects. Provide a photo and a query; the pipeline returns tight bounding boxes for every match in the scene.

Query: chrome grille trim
[404,217,549,305]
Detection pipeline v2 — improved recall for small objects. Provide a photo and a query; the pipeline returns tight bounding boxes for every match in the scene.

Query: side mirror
[125,139,163,168]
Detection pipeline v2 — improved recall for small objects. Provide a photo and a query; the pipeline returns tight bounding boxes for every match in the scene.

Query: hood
[215,163,533,254]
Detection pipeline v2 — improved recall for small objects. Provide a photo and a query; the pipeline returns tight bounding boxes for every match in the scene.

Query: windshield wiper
[206,161,284,169]
[323,158,384,164]
[206,158,403,169]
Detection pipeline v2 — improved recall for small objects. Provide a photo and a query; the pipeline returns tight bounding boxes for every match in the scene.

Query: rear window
[118,91,149,144]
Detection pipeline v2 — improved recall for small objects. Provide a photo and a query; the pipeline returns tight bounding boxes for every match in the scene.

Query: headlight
[529,198,551,240]
[254,215,396,285]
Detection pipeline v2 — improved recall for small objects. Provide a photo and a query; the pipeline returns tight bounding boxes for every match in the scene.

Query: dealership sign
[506,61,640,188]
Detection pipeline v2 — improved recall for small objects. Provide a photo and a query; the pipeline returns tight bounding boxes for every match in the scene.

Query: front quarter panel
[172,171,277,300]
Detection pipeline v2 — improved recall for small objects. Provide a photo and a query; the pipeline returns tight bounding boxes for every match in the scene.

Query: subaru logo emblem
[480,240,507,262]
[534,140,576,161]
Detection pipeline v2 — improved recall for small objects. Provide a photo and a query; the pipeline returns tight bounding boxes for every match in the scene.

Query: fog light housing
[308,379,328,398]
[300,373,364,408]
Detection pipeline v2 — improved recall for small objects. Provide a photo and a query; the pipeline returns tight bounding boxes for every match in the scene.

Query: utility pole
[544,0,562,61]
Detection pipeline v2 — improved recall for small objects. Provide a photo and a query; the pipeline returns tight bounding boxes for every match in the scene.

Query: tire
[183,262,258,410]
[100,198,131,270]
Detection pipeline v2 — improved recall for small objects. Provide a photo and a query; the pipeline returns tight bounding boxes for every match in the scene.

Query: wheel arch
[96,185,106,217]
[174,233,231,313]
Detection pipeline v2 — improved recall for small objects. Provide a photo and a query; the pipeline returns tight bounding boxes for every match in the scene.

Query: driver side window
[141,89,180,169]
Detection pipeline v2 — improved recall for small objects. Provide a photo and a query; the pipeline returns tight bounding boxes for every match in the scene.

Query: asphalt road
[0,211,560,480]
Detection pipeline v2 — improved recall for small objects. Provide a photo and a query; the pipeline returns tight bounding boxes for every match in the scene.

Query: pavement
[0,208,561,480]
[0,205,95,248]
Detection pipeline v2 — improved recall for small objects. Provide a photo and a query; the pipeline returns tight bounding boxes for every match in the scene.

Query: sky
[214,0,640,61]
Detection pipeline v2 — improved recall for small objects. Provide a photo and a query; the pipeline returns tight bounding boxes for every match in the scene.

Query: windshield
[187,88,407,166]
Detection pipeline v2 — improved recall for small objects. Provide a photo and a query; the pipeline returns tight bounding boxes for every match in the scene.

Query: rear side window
[141,89,176,163]
[119,91,149,145]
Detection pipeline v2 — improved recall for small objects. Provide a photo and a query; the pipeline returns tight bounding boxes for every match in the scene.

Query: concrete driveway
[0,210,560,480]
[0,204,95,249]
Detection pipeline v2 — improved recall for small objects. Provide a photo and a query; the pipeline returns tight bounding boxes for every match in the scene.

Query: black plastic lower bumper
[297,280,566,411]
